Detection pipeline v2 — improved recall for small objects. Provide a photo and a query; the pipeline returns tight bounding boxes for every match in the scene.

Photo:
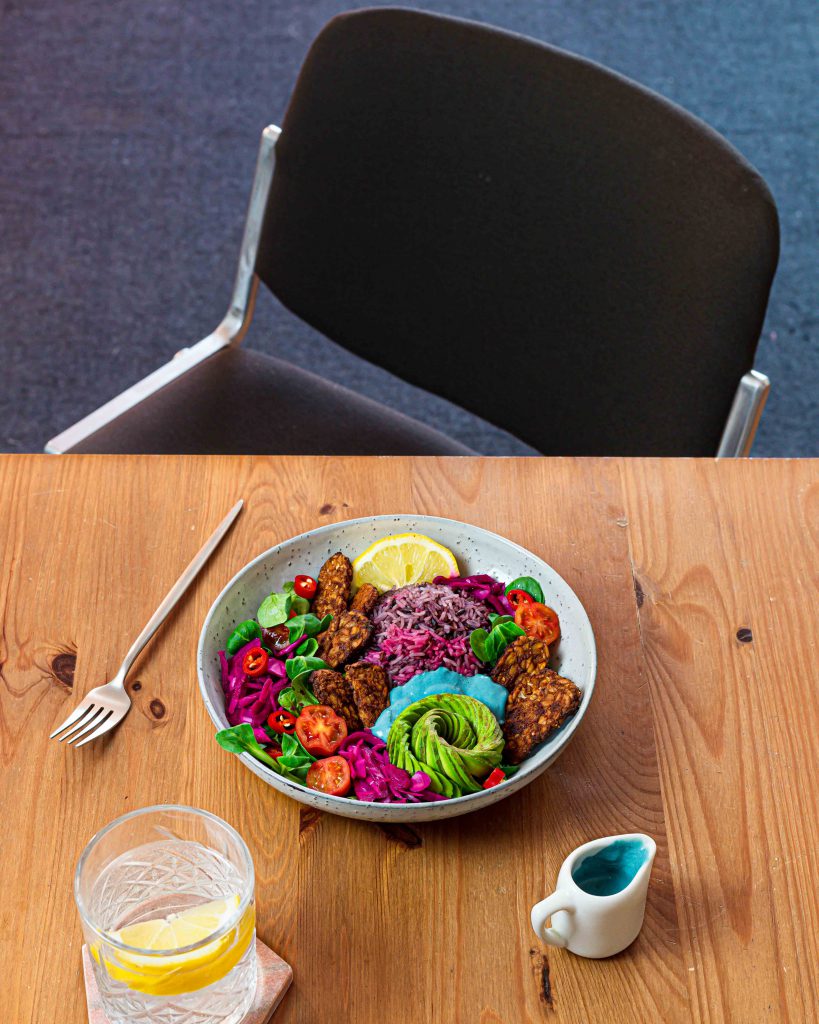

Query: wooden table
[0,456,816,1023]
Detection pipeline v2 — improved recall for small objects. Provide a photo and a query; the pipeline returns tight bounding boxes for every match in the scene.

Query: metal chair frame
[45,124,770,457]
[46,126,280,455]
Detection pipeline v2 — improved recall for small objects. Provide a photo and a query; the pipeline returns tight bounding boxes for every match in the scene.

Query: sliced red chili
[242,646,269,677]
[507,589,535,610]
[294,574,317,599]
[482,767,506,790]
[267,709,297,734]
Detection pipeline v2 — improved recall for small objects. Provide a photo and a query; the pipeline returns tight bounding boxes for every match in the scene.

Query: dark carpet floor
[1,0,816,455]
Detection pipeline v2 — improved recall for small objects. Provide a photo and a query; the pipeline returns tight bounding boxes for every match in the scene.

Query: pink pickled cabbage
[338,731,444,803]
[219,641,288,743]
[362,627,481,685]
[433,573,512,616]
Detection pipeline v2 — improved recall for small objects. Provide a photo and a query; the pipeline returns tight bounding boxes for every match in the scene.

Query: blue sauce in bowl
[572,839,649,896]
[371,667,508,741]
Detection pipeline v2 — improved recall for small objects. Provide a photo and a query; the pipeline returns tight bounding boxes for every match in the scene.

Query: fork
[50,499,243,747]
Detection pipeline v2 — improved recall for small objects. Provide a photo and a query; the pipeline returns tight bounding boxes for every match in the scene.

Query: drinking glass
[75,805,256,1024]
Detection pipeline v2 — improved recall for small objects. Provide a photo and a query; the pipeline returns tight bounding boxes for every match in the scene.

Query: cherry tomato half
[295,705,348,756]
[306,756,351,796]
[294,574,317,599]
[514,602,561,645]
[242,646,269,677]
[267,709,297,734]
[483,767,506,790]
[506,588,535,610]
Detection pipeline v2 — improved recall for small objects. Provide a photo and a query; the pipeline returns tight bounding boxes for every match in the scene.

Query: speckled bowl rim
[197,514,597,820]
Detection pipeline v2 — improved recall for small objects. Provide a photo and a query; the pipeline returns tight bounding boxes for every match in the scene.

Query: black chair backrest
[256,8,779,456]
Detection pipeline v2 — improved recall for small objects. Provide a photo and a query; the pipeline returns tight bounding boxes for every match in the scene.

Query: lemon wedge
[115,895,240,951]
[353,533,459,593]
[95,895,255,996]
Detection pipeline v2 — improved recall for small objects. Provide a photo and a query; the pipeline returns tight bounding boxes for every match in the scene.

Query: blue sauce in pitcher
[572,839,648,896]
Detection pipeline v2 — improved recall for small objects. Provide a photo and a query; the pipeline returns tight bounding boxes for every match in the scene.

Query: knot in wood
[51,652,76,688]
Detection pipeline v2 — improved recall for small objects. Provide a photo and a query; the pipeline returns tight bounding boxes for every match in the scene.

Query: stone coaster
[82,938,293,1024]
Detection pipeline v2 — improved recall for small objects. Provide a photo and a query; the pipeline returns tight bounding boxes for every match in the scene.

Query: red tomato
[294,574,317,599]
[514,602,561,645]
[506,589,535,610]
[242,646,269,677]
[295,705,348,756]
[267,709,297,734]
[306,756,351,796]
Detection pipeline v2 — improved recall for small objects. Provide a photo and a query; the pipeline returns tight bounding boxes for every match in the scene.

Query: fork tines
[49,703,117,745]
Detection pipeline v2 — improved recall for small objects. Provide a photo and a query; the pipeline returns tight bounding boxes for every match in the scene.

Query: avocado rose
[386,693,504,797]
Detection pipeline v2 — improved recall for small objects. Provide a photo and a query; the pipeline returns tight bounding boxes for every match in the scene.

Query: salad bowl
[197,514,596,822]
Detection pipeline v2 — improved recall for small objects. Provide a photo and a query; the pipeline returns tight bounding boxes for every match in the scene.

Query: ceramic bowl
[197,515,596,822]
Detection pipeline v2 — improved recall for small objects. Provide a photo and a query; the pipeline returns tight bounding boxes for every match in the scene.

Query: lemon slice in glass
[96,895,255,996]
[353,533,459,593]
[115,894,239,951]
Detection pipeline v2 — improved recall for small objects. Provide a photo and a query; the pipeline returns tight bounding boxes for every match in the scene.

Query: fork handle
[115,500,243,685]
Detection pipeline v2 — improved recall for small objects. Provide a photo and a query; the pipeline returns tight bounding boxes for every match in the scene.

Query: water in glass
[76,807,256,1024]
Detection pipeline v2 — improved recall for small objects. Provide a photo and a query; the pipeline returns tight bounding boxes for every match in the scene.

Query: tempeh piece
[313,552,353,620]
[491,636,551,691]
[310,669,362,731]
[350,583,379,616]
[345,663,389,728]
[502,669,581,764]
[318,610,373,670]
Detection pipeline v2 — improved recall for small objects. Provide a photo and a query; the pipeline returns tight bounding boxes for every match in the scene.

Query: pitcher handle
[531,890,573,948]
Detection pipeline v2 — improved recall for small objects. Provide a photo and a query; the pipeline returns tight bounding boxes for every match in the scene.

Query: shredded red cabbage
[219,643,288,743]
[433,574,513,616]
[338,730,445,803]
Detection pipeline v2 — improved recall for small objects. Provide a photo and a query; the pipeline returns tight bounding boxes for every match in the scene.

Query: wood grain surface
[0,456,815,1023]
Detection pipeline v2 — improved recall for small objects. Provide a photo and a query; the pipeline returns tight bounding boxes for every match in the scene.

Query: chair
[47,7,778,457]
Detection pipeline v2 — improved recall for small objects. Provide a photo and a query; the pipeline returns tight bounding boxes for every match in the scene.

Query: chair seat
[67,347,475,455]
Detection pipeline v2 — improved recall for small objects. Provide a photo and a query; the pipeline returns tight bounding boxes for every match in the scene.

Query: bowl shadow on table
[330,727,590,849]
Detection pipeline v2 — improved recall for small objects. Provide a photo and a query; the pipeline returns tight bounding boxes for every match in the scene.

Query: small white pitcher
[531,833,656,958]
